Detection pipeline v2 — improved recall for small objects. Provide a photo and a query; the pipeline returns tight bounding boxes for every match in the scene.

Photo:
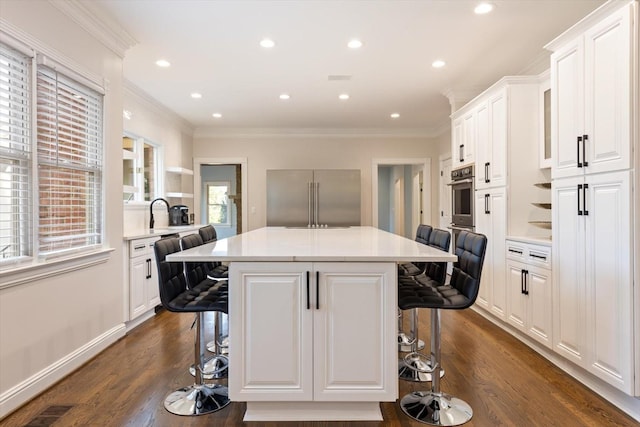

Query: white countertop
[506,235,552,247]
[166,226,457,263]
[124,224,207,241]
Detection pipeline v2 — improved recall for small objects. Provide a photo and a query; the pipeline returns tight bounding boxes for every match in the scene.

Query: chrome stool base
[400,391,472,426]
[164,383,230,416]
[398,334,425,352]
[207,336,229,355]
[398,354,445,382]
[190,354,228,379]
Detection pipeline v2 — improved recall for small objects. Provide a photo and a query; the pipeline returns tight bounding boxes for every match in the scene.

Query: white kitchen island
[166,226,456,421]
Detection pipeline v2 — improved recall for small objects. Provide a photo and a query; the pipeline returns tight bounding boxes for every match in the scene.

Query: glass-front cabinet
[122,135,160,202]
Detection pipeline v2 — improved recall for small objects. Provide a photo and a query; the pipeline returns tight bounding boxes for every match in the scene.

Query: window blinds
[0,43,32,260]
[36,65,103,256]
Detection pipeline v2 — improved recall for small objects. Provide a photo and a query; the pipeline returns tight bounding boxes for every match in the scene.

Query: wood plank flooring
[2,307,637,427]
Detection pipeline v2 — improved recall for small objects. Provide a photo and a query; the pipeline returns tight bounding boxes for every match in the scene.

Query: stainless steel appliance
[266,169,361,227]
[169,205,189,226]
[449,165,475,248]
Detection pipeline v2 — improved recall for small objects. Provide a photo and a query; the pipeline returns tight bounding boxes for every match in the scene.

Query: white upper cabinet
[550,4,632,179]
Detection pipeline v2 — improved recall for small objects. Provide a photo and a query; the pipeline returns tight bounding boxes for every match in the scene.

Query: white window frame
[0,31,111,277]
[205,181,230,226]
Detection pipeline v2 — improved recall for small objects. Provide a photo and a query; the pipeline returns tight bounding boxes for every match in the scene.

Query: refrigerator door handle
[308,182,312,227]
[315,182,319,226]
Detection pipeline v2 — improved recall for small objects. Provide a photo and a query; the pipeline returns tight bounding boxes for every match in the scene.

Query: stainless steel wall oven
[449,165,475,248]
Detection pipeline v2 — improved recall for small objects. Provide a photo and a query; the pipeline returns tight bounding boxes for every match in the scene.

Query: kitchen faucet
[149,198,169,229]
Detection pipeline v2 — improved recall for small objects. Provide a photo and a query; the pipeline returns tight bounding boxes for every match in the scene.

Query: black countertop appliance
[169,205,189,226]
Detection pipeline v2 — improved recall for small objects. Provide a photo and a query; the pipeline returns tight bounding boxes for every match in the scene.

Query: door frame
[371,158,431,229]
[193,157,248,233]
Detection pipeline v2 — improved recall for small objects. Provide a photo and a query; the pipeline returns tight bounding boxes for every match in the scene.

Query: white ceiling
[90,0,605,135]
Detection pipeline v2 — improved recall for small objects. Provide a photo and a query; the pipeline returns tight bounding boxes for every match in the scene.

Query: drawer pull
[508,248,523,255]
[530,253,547,261]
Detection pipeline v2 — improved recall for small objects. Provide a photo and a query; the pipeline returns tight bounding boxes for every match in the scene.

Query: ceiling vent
[327,75,352,81]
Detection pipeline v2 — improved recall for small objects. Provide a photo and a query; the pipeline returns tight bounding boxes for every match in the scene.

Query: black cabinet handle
[583,183,589,216]
[316,271,320,309]
[484,194,490,214]
[485,162,490,183]
[306,271,310,310]
[459,144,464,162]
[521,269,525,294]
[577,136,583,167]
[583,135,589,167]
[577,184,583,216]
[524,270,529,295]
[146,259,151,279]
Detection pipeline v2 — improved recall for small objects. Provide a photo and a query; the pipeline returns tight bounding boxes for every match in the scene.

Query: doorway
[193,157,248,238]
[372,158,431,238]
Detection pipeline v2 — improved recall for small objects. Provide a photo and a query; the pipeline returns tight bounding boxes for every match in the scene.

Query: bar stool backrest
[199,225,217,243]
[423,228,451,285]
[154,237,188,312]
[449,230,487,309]
[180,233,209,289]
[415,224,432,245]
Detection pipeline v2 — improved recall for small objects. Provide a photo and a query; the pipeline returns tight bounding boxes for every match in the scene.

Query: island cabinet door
[313,262,397,402]
[229,262,314,401]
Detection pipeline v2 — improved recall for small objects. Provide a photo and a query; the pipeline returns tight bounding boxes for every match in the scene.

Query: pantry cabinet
[550,3,632,180]
[474,187,507,319]
[229,261,397,402]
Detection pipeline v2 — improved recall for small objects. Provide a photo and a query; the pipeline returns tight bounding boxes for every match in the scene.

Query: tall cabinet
[547,1,636,395]
[452,77,541,320]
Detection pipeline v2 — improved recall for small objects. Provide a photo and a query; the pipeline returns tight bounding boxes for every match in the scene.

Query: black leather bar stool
[199,225,229,279]
[398,230,487,426]
[198,225,230,355]
[154,237,230,416]
[398,228,451,381]
[398,224,433,352]
[180,234,229,380]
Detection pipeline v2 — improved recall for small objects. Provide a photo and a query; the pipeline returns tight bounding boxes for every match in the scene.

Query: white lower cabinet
[505,240,552,349]
[553,170,633,393]
[128,237,161,320]
[229,262,397,403]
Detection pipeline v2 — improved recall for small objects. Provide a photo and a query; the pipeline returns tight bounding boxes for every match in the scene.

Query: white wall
[0,1,125,417]
[122,84,195,235]
[192,132,444,231]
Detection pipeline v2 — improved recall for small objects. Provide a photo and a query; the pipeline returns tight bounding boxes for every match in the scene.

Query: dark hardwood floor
[2,307,637,427]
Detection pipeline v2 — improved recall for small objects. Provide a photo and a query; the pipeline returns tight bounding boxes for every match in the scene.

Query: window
[0,43,31,261]
[0,37,105,266]
[206,182,229,225]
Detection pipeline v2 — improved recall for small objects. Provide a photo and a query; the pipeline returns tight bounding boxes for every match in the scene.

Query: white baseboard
[471,306,640,422]
[0,323,126,419]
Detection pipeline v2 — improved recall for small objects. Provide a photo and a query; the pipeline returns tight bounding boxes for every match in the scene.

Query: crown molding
[124,80,194,136]
[193,126,444,139]
[48,0,137,58]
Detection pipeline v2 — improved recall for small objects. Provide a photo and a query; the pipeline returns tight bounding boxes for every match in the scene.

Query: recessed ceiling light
[191,93,202,99]
[279,93,290,100]
[474,2,494,14]
[390,113,400,119]
[347,39,363,49]
[338,94,350,100]
[432,60,446,68]
[155,59,171,67]
[212,113,222,118]
[260,38,275,48]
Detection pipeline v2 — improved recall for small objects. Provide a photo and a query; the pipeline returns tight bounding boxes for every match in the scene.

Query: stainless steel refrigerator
[266,169,361,227]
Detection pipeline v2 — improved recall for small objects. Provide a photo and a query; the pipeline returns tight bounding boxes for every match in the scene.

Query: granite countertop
[124,224,207,241]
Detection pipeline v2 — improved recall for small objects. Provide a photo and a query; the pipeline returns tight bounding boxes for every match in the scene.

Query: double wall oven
[449,165,475,249]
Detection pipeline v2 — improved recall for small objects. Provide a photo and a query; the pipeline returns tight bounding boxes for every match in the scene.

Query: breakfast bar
[167,226,456,421]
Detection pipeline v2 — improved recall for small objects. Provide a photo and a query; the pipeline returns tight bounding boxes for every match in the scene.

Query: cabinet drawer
[129,237,160,258]
[506,242,526,262]
[527,245,551,270]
